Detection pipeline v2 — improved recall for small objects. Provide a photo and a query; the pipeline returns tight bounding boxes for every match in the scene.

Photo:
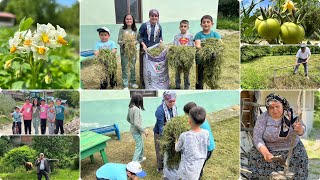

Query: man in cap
[293,43,311,79]
[35,153,50,180]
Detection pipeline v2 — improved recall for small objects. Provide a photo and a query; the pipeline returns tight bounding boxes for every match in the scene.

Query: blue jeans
[294,58,308,76]
[120,53,136,87]
[132,132,144,161]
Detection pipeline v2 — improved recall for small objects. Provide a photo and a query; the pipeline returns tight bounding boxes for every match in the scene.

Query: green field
[0,169,79,180]
[241,54,320,89]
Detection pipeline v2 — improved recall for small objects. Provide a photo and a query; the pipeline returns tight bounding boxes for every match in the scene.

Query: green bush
[57,154,79,169]
[65,108,79,123]
[0,93,16,116]
[242,46,320,62]
[2,146,36,171]
[71,154,79,170]
[241,46,272,62]
[0,137,12,157]
[58,157,72,169]
[53,91,79,108]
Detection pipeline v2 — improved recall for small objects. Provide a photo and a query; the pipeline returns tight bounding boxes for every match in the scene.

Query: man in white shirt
[293,43,311,79]
[35,153,50,180]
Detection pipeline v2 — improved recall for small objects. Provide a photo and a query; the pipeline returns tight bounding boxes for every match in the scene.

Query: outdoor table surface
[80,131,111,164]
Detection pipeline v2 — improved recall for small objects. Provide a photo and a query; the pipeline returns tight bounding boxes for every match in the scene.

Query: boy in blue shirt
[183,102,215,179]
[54,98,65,135]
[94,27,117,89]
[194,15,221,89]
[11,106,22,134]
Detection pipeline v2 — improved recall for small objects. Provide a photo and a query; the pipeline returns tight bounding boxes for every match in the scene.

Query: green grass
[0,169,79,180]
[82,33,240,90]
[217,16,239,31]
[81,115,240,180]
[241,54,320,89]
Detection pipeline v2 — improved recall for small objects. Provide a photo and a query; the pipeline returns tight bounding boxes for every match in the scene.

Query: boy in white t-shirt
[293,43,311,79]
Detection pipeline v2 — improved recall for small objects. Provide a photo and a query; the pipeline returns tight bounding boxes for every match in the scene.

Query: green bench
[80,131,111,164]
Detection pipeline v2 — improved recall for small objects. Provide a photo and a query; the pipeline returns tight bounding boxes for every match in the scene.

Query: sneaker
[305,76,309,79]
[131,83,139,89]
[123,87,129,90]
[138,157,146,163]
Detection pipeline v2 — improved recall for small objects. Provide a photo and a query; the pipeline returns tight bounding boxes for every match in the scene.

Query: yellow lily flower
[282,0,297,13]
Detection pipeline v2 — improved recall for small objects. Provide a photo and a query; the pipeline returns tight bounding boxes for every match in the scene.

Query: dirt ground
[0,118,80,135]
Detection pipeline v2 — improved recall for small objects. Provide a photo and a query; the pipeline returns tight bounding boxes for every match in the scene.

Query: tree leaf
[19,17,34,31]
[11,81,25,89]
[18,17,26,30]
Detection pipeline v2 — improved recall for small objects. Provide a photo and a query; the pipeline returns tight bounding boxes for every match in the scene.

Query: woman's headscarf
[162,91,178,122]
[265,93,298,137]
[146,9,160,42]
[149,9,159,17]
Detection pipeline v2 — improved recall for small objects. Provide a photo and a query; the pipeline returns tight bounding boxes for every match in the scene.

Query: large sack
[143,43,169,89]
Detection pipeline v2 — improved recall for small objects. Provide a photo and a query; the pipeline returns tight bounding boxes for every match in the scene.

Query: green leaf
[11,81,25,89]
[18,17,26,30]
[19,18,34,31]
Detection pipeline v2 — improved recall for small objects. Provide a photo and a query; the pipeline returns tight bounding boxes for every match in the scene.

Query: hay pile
[123,33,137,60]
[167,46,196,72]
[147,43,166,57]
[197,38,225,89]
[81,49,117,89]
[81,58,107,89]
[96,49,117,76]
[160,115,190,168]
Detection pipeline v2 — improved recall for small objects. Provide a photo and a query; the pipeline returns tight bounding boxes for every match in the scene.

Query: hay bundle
[96,49,117,76]
[123,33,137,60]
[160,115,190,168]
[147,43,166,57]
[81,58,107,89]
[197,38,225,89]
[167,46,196,72]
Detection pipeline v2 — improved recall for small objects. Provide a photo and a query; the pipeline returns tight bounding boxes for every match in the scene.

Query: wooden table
[80,131,111,164]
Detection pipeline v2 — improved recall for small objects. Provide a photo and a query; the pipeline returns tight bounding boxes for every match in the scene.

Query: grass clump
[198,38,225,89]
[147,43,166,57]
[159,115,189,168]
[167,45,196,73]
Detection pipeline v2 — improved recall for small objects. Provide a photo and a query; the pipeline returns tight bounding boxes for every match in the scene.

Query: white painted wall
[80,0,219,27]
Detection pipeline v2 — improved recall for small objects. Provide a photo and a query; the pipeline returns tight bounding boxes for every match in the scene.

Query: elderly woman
[249,93,308,179]
[138,9,163,88]
[153,91,178,173]
[293,43,311,79]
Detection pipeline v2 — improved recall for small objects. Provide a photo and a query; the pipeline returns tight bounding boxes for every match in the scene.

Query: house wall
[80,0,219,51]
[80,90,239,132]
